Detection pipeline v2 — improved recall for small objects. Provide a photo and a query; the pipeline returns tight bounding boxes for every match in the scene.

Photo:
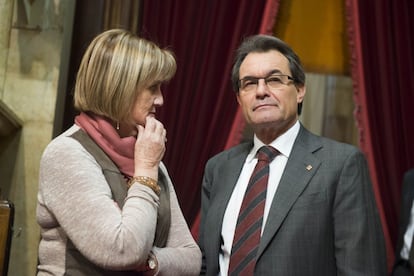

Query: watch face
[148,259,156,270]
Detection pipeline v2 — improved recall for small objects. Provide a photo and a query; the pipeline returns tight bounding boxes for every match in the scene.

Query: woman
[36,29,201,275]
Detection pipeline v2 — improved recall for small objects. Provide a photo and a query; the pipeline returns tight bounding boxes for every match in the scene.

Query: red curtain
[139,1,268,227]
[190,0,281,238]
[346,0,414,272]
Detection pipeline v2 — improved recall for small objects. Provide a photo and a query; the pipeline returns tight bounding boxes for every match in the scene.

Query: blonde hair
[74,29,176,122]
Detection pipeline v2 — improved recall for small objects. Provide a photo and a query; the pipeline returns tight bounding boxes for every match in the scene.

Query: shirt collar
[247,120,300,163]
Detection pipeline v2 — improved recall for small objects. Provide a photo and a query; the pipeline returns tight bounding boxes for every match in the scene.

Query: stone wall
[0,0,67,274]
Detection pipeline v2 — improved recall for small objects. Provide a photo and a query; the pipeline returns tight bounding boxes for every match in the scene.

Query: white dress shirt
[401,200,414,260]
[218,121,300,275]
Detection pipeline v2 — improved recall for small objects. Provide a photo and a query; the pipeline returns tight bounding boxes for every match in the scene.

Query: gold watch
[146,252,158,271]
[148,257,156,270]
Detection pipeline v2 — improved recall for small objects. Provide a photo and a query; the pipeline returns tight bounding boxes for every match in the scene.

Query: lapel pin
[306,165,312,171]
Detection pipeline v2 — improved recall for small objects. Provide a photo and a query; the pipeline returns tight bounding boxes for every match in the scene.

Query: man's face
[236,50,305,136]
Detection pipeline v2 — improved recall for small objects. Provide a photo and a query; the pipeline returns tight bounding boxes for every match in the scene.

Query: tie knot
[257,146,279,163]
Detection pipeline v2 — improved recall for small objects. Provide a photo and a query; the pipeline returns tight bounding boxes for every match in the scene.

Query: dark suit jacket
[392,169,414,276]
[199,125,387,276]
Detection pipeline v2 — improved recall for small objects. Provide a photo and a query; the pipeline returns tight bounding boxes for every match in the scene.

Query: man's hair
[231,35,305,114]
[74,29,176,123]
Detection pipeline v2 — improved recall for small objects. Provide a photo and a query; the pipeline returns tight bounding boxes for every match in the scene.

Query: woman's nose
[154,91,164,106]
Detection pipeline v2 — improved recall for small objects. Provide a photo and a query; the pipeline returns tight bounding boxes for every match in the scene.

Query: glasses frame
[238,74,295,93]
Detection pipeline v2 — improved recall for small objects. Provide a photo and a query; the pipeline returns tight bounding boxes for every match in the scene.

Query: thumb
[136,124,144,140]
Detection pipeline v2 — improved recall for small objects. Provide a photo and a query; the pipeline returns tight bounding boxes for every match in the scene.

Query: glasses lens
[240,78,257,92]
[265,75,288,89]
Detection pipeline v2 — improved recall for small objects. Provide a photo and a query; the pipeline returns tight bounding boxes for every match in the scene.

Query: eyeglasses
[239,74,294,93]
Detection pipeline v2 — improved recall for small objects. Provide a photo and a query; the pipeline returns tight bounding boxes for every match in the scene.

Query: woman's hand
[134,117,167,179]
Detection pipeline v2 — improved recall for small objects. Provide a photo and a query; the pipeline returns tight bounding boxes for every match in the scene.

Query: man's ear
[297,85,306,103]
[236,93,242,105]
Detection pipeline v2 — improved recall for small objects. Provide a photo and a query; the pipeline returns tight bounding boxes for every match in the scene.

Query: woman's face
[119,83,164,137]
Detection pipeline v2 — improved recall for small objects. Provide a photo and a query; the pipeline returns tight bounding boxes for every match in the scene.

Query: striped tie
[228,145,279,275]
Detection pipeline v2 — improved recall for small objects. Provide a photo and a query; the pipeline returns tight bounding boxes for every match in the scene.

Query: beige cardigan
[36,125,201,275]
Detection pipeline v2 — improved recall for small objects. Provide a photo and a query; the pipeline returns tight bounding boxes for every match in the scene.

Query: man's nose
[256,78,269,95]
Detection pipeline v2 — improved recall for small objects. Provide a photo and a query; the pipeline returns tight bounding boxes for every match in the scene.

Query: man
[392,168,414,276]
[199,35,387,275]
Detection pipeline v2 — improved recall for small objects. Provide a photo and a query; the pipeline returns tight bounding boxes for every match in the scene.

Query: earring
[116,121,120,130]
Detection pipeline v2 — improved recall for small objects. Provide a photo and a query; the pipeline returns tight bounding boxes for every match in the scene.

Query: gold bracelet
[127,176,161,195]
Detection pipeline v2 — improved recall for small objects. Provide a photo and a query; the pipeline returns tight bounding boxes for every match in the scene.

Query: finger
[145,116,158,132]
[147,117,165,138]
[136,124,144,140]
[154,121,165,136]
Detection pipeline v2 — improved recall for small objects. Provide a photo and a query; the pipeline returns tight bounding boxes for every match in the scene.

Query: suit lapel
[257,127,322,258]
[206,143,251,264]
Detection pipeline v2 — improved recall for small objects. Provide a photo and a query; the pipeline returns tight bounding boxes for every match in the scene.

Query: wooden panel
[274,0,349,75]
[0,200,13,276]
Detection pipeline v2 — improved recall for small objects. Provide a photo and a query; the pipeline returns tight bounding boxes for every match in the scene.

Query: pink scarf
[75,112,135,177]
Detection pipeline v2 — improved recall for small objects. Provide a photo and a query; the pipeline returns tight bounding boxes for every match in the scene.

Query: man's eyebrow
[241,69,284,80]
[267,69,284,75]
